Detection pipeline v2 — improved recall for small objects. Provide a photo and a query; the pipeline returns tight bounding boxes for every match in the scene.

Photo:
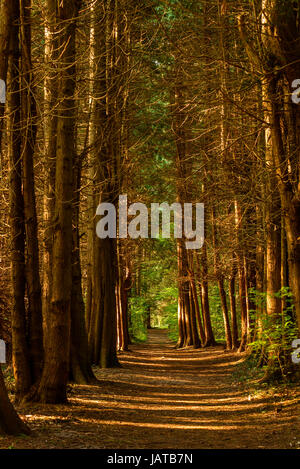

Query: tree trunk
[42,0,57,348]
[0,0,14,149]
[239,0,300,337]
[20,0,44,384]
[33,0,81,403]
[8,0,32,399]
[0,368,30,435]
[88,0,121,368]
[211,206,232,350]
[70,151,96,384]
[196,243,216,346]
[229,268,239,349]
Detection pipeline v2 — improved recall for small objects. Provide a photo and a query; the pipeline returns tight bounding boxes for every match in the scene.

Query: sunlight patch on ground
[74,417,240,431]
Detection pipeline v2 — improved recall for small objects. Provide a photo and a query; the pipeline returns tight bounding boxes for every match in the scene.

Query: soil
[1,329,300,449]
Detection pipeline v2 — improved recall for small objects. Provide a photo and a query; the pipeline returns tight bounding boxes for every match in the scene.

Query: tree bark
[70,150,96,383]
[0,368,30,435]
[20,0,44,384]
[0,0,14,149]
[8,0,32,399]
[33,0,82,403]
[42,0,58,348]
[229,267,239,350]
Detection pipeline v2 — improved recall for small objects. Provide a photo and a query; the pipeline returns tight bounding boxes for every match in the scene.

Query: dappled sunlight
[74,417,241,431]
[5,329,299,449]
[93,377,229,389]
[120,360,238,371]
[69,395,278,415]
[71,392,248,405]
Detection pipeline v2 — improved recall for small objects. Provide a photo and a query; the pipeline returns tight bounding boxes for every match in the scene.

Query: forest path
[2,329,300,449]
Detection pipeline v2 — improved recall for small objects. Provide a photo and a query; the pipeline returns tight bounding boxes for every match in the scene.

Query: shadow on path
[5,329,300,449]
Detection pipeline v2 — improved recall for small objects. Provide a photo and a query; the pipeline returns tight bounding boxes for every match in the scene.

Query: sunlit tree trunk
[42,0,57,347]
[33,0,82,403]
[211,206,232,350]
[239,0,300,338]
[0,0,13,149]
[173,81,200,349]
[88,0,122,368]
[116,243,130,351]
[234,201,248,353]
[229,265,239,349]
[20,0,44,384]
[8,0,32,399]
[0,2,31,429]
[70,148,95,383]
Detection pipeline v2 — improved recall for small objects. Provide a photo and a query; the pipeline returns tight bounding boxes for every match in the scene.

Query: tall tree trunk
[211,206,232,350]
[173,79,200,349]
[70,150,96,383]
[191,253,205,345]
[8,0,32,399]
[116,244,130,351]
[33,0,81,403]
[20,0,43,384]
[196,239,216,346]
[234,201,248,353]
[42,0,57,347]
[239,0,300,337]
[229,266,239,349]
[0,0,31,434]
[264,77,282,331]
[88,0,121,368]
[0,0,14,149]
[0,1,30,435]
[85,0,97,334]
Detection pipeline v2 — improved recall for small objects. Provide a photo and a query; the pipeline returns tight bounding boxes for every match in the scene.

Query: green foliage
[232,354,265,385]
[208,285,225,342]
[128,296,148,343]
[128,238,178,343]
[248,287,298,381]
[208,283,241,343]
[2,365,15,393]
[164,302,178,342]
[156,284,178,341]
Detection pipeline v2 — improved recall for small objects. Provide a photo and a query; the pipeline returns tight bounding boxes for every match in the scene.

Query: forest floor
[1,329,300,449]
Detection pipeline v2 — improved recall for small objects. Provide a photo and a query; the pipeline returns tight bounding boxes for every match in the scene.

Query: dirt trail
[1,329,300,449]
